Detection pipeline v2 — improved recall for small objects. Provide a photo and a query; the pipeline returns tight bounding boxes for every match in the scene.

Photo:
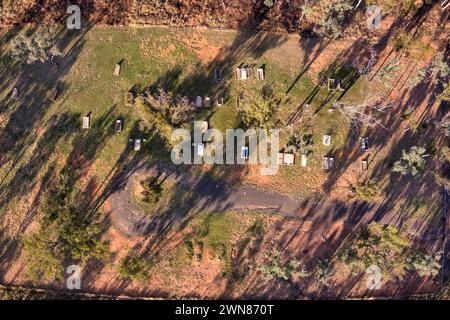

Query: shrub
[22,169,110,283]
[407,52,449,87]
[433,171,450,190]
[315,258,334,286]
[350,181,380,202]
[407,67,427,87]
[10,27,61,64]
[119,256,149,282]
[407,252,441,277]
[437,81,450,103]
[429,52,450,82]
[286,131,313,155]
[140,177,163,204]
[378,57,401,82]
[257,249,308,280]
[439,146,450,162]
[263,0,274,7]
[248,219,266,237]
[340,223,440,280]
[22,232,64,283]
[236,91,286,129]
[436,113,450,137]
[392,146,427,178]
[313,0,353,39]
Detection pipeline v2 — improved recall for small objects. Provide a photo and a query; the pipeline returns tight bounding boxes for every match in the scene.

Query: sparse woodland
[0,0,449,300]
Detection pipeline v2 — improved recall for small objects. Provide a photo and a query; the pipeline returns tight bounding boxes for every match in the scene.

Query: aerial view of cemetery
[0,0,449,301]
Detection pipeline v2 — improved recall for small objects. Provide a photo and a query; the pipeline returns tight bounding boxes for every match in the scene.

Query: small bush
[350,181,380,202]
[257,249,309,281]
[140,177,163,204]
[439,146,450,163]
[248,219,266,237]
[315,258,334,287]
[407,252,441,277]
[119,256,149,282]
[286,131,314,155]
[263,0,274,8]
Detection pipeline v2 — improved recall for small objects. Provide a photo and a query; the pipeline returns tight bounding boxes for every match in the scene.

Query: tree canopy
[10,27,61,65]
[392,146,427,178]
[339,222,441,281]
[22,172,109,283]
[236,90,287,129]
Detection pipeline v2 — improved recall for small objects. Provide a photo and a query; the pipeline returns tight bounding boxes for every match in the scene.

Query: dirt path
[108,163,444,253]
[108,164,372,237]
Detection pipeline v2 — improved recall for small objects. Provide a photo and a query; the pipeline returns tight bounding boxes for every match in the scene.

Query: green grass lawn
[165,211,257,278]
[0,25,382,216]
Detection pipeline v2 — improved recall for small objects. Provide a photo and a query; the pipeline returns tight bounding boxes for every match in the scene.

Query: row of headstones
[82,115,145,151]
[192,130,370,170]
[234,67,265,81]
[321,136,370,171]
[194,96,225,108]
[114,64,266,82]
[214,66,266,81]
[190,147,334,170]
[113,63,265,109]
[9,66,331,103]
[277,136,370,169]
[322,135,369,149]
[82,116,123,132]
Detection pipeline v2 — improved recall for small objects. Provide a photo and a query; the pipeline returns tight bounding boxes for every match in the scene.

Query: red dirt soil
[0,0,302,32]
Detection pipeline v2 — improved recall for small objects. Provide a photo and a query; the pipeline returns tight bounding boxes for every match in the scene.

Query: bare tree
[408,52,449,88]
[143,88,195,126]
[333,99,391,130]
[333,61,392,130]
[171,96,194,125]
[436,112,450,137]
[352,47,378,75]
